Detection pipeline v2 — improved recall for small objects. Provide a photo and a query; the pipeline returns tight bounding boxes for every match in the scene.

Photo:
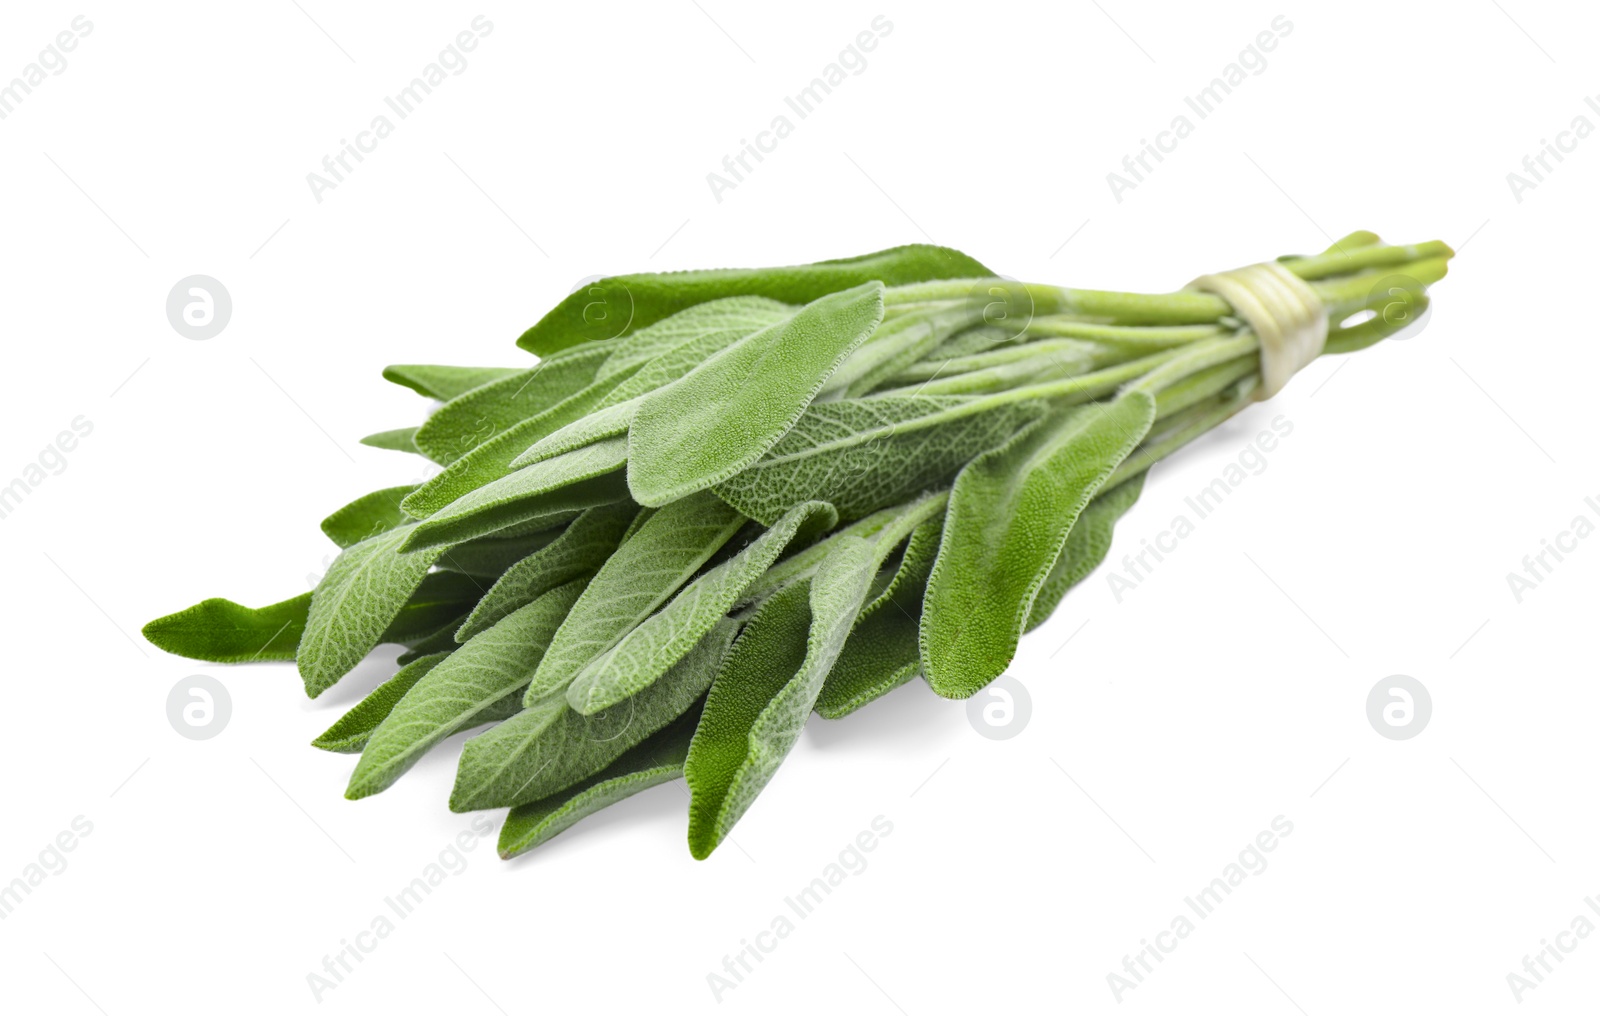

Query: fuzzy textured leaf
[596,296,794,380]
[299,525,446,697]
[347,579,588,799]
[714,394,1043,524]
[817,518,943,718]
[383,364,523,402]
[686,530,880,858]
[454,502,637,642]
[518,244,992,356]
[322,486,417,549]
[1025,475,1145,631]
[412,345,611,463]
[312,652,451,754]
[497,706,700,859]
[566,500,837,715]
[509,398,640,470]
[403,367,638,517]
[360,428,420,453]
[524,490,745,704]
[401,438,631,553]
[450,620,734,811]
[921,392,1156,698]
[142,592,311,663]
[627,283,885,506]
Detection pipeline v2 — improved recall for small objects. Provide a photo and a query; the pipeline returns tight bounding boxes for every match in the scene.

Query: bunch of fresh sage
[146,232,1450,859]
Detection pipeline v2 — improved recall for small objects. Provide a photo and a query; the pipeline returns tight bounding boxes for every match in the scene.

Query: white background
[0,1,1594,1012]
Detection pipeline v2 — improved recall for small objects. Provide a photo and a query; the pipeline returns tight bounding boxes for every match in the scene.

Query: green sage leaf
[566,500,837,716]
[455,502,638,642]
[509,398,640,470]
[497,705,701,859]
[713,394,1043,525]
[347,579,588,799]
[817,518,943,718]
[1025,475,1145,631]
[360,427,421,453]
[311,652,451,754]
[518,244,992,356]
[385,571,485,645]
[450,620,735,811]
[685,530,881,859]
[143,591,311,663]
[400,438,632,553]
[403,367,639,518]
[523,490,745,704]
[382,364,523,402]
[434,528,565,580]
[321,485,417,549]
[299,525,446,697]
[627,283,886,506]
[596,296,795,380]
[921,392,1156,698]
[412,345,611,464]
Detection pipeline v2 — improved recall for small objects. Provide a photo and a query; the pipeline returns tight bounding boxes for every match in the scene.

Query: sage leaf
[434,528,565,580]
[923,324,1018,360]
[455,502,638,642]
[400,438,632,553]
[921,392,1156,698]
[685,531,879,858]
[596,296,795,381]
[395,616,470,664]
[300,525,446,697]
[412,345,611,463]
[518,244,993,356]
[566,501,837,716]
[403,367,639,518]
[1025,475,1145,631]
[321,485,417,549]
[511,299,796,471]
[360,427,421,453]
[508,398,640,470]
[713,394,1043,525]
[450,620,735,811]
[497,705,701,859]
[311,652,451,754]
[385,571,485,645]
[347,579,588,799]
[827,303,983,397]
[594,297,805,411]
[143,591,311,663]
[523,490,745,704]
[627,283,886,506]
[817,518,943,718]
[382,364,523,402]
[145,571,479,667]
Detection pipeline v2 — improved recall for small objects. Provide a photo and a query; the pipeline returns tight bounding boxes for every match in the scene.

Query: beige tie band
[1189,261,1328,400]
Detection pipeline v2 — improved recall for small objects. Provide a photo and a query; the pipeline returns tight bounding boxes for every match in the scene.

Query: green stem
[1106,383,1257,489]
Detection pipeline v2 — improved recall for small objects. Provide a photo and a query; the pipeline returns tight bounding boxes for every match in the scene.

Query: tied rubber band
[1189,261,1328,400]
